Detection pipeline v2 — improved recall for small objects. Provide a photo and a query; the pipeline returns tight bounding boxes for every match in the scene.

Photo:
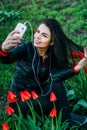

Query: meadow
[0,0,87,129]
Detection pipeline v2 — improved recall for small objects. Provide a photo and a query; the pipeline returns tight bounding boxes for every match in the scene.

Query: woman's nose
[36,33,41,39]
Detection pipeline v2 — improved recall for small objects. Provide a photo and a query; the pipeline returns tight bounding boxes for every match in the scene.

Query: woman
[0,19,87,122]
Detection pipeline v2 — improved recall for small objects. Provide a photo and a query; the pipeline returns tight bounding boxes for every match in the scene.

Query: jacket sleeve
[51,68,79,81]
[0,42,28,64]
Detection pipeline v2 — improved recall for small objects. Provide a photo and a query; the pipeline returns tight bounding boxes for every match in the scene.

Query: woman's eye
[43,34,47,37]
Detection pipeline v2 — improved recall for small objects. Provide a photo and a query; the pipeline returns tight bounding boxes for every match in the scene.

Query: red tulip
[7,91,18,103]
[79,52,84,59]
[7,91,16,99]
[34,29,38,33]
[24,90,31,98]
[72,50,79,58]
[20,90,31,102]
[31,91,38,100]
[85,67,87,73]
[2,122,9,130]
[6,106,15,115]
[73,61,78,66]
[50,92,57,102]
[49,108,57,118]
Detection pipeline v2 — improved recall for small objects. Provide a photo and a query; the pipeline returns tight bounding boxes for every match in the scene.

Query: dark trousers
[10,80,70,122]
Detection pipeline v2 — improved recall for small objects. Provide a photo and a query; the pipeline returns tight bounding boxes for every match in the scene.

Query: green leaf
[57,110,62,130]
[67,89,75,100]
[72,104,80,112]
[77,99,87,109]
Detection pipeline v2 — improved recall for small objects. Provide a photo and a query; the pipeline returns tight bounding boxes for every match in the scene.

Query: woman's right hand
[1,30,23,51]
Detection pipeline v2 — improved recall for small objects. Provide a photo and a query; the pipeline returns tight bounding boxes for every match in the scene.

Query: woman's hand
[1,30,23,51]
[74,47,87,72]
[84,47,87,59]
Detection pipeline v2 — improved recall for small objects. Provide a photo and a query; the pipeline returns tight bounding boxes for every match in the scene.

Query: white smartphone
[14,23,27,37]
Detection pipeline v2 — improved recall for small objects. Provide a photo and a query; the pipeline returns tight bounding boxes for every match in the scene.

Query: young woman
[0,19,87,122]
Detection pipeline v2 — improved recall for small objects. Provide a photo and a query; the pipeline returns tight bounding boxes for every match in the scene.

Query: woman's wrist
[0,44,8,56]
[0,44,8,52]
[84,56,87,61]
[73,57,87,73]
[73,65,80,73]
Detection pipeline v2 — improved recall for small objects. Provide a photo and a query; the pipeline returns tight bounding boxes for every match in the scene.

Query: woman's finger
[8,39,21,44]
[84,47,87,58]
[8,30,20,36]
[8,35,23,41]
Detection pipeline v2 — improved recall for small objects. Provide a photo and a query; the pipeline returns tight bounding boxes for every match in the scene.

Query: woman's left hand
[74,47,87,72]
[84,47,87,59]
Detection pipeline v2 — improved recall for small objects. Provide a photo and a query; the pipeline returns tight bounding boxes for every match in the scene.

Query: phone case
[14,23,27,37]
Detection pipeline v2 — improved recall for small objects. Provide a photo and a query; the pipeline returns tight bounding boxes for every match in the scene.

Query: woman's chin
[34,42,41,47]
[34,43,38,47]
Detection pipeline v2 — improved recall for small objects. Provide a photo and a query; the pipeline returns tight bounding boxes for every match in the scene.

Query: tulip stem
[26,100,36,122]
[51,118,54,130]
[37,99,44,123]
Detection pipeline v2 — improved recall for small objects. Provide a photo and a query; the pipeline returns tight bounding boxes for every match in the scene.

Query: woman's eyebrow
[42,32,49,36]
[38,29,49,36]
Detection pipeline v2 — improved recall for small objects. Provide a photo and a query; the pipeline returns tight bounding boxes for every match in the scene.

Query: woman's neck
[36,47,48,59]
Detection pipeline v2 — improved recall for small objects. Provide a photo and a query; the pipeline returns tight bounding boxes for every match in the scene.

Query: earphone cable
[24,21,34,42]
[32,46,53,96]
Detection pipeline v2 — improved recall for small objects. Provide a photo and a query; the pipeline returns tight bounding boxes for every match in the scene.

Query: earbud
[50,42,54,46]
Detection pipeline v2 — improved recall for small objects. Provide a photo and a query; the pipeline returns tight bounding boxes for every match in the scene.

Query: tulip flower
[78,52,84,59]
[6,106,15,115]
[85,67,87,73]
[73,61,78,66]
[20,90,31,102]
[7,91,18,103]
[50,92,57,102]
[31,91,38,100]
[50,108,57,118]
[34,29,37,33]
[71,50,79,58]
[2,122,9,130]
[23,90,31,98]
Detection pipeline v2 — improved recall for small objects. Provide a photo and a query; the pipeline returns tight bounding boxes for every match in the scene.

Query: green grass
[0,0,87,129]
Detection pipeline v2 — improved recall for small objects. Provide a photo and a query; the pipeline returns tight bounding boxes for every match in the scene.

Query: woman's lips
[34,39,40,44]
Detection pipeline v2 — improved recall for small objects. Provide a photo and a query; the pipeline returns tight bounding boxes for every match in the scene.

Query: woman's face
[34,24,52,48]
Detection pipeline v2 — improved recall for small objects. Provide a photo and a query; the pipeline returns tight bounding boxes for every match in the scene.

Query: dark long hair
[41,18,84,69]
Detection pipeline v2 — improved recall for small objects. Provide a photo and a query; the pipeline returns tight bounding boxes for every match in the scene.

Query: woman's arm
[52,47,87,81]
[51,68,78,81]
[0,43,28,64]
[1,30,23,51]
[0,30,27,64]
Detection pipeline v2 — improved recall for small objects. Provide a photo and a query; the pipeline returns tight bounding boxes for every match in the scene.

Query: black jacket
[0,42,78,94]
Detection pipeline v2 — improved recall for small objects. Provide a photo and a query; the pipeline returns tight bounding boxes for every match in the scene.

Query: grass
[0,0,87,129]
